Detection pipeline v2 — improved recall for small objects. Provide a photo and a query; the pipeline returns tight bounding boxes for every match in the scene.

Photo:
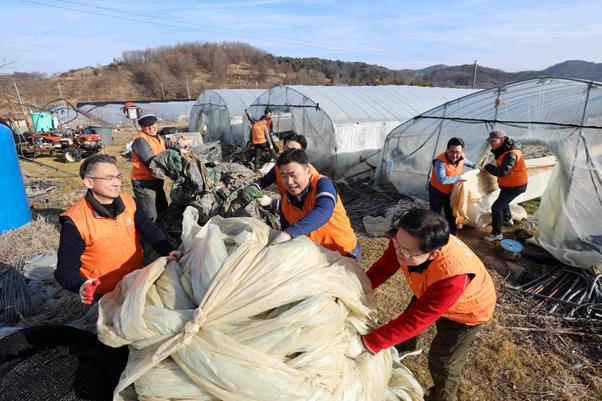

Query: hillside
[1,41,601,116]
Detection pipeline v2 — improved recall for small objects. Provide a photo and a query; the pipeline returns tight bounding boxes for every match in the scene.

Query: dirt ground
[3,128,602,401]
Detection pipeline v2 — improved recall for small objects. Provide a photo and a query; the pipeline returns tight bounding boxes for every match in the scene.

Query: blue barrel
[0,124,32,233]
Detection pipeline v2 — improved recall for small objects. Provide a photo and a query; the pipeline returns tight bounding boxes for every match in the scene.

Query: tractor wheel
[62,147,82,163]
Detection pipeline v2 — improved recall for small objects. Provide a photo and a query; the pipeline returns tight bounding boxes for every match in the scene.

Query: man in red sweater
[347,208,496,401]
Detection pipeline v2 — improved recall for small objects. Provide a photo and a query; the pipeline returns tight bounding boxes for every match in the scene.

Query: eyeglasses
[87,174,123,182]
[392,237,428,258]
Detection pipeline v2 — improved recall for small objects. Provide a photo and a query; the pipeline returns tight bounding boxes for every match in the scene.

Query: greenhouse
[246,85,476,177]
[376,77,602,269]
[79,100,194,126]
[189,89,265,146]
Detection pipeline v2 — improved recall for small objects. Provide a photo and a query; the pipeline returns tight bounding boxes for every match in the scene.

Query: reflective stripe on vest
[275,163,319,195]
[430,152,465,194]
[496,149,528,187]
[399,235,496,325]
[61,194,144,294]
[251,121,267,145]
[281,174,357,255]
[130,131,166,181]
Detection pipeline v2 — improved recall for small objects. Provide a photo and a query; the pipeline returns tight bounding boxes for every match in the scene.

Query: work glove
[240,185,262,204]
[345,336,365,358]
[270,231,291,245]
[168,250,182,261]
[79,278,101,305]
[471,168,481,174]
[257,194,272,207]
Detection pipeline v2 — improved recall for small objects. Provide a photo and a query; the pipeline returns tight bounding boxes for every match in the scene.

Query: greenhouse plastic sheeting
[79,101,195,126]
[377,78,602,270]
[247,85,476,177]
[189,89,265,147]
[97,207,424,401]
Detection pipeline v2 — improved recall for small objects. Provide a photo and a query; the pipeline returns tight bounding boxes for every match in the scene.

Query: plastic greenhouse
[189,89,266,146]
[246,85,477,177]
[79,100,194,126]
[376,78,602,269]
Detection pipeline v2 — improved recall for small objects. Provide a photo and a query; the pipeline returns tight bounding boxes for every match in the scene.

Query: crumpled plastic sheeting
[98,207,424,401]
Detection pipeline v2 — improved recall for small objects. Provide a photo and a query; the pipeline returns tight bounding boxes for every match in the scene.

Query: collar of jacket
[445,153,465,166]
[287,181,313,204]
[85,190,125,218]
[408,258,433,274]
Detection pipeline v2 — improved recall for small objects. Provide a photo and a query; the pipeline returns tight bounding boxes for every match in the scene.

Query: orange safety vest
[274,163,319,195]
[130,131,166,181]
[399,235,496,325]
[496,149,528,187]
[61,194,144,294]
[251,120,268,145]
[281,173,357,255]
[430,152,465,194]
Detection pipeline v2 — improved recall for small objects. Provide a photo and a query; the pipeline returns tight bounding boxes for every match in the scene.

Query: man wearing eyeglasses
[55,154,179,304]
[346,208,496,401]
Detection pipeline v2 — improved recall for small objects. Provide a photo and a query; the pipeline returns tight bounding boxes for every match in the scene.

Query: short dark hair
[447,137,465,149]
[79,154,117,179]
[276,148,309,167]
[285,134,307,150]
[393,208,450,252]
[259,114,267,121]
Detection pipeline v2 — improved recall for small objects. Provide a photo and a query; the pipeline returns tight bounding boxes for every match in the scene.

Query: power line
[21,0,390,58]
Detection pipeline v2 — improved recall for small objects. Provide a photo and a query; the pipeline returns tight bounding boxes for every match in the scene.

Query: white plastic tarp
[97,208,423,401]
[189,89,265,147]
[377,78,602,270]
[247,85,477,177]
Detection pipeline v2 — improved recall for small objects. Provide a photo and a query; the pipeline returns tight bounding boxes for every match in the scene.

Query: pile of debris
[150,145,280,246]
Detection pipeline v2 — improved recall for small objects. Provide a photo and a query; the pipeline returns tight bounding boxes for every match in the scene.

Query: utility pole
[32,96,38,108]
[472,60,478,89]
[13,79,28,120]
[160,82,166,100]
[56,78,67,107]
[185,73,191,99]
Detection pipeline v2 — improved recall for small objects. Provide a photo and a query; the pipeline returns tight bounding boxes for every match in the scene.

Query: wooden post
[185,73,191,99]
[472,60,478,89]
[56,78,67,107]
[160,82,166,100]
[13,79,28,120]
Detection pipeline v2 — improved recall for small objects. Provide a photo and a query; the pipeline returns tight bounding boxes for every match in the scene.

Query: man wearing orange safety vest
[429,137,477,235]
[346,208,496,401]
[130,114,167,221]
[252,134,319,209]
[250,114,276,171]
[269,149,360,260]
[55,154,179,304]
[483,129,528,241]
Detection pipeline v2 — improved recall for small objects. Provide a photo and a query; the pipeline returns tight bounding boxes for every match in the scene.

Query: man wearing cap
[55,154,179,304]
[483,129,528,241]
[130,114,167,221]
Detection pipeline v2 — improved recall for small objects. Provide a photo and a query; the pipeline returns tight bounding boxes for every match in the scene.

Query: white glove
[345,336,365,358]
[271,231,291,245]
[472,168,480,174]
[257,194,272,207]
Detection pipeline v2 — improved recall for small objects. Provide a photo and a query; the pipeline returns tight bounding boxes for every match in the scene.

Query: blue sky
[1,0,601,74]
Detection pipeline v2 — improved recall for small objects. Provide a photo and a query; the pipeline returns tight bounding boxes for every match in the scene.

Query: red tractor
[15,128,103,163]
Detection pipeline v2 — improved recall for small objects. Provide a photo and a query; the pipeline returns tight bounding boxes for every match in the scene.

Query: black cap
[138,114,158,127]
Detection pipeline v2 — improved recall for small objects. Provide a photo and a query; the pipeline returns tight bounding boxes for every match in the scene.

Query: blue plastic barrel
[0,124,32,233]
